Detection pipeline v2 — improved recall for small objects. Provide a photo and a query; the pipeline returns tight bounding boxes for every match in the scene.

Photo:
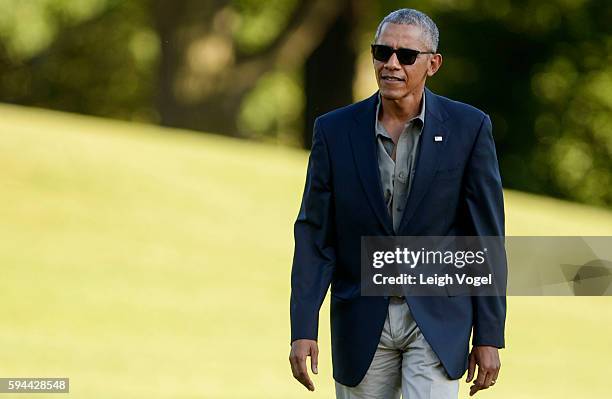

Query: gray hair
[374,9,439,52]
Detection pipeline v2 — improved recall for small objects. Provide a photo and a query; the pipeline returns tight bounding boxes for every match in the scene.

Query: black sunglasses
[371,44,435,65]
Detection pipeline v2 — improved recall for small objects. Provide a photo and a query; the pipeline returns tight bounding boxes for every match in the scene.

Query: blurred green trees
[0,0,157,120]
[0,0,610,206]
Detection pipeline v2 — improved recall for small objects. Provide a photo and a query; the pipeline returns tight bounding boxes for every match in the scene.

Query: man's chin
[378,89,405,100]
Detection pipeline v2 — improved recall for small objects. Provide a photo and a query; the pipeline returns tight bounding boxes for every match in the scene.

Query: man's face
[373,23,441,100]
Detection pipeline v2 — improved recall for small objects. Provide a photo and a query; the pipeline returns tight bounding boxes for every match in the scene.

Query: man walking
[289,8,505,398]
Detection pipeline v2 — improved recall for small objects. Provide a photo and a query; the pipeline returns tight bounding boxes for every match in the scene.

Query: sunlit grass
[0,104,611,398]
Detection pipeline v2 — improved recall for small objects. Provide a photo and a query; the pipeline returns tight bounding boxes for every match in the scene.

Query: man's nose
[384,53,401,69]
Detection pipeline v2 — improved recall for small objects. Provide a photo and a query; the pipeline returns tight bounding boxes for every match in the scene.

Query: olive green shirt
[375,92,426,233]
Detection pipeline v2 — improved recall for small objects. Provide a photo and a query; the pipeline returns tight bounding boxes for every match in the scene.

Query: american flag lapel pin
[434,135,443,142]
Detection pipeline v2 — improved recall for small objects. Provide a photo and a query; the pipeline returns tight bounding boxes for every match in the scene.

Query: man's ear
[427,54,443,77]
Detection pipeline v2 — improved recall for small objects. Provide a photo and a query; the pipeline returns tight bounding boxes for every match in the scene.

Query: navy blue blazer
[290,88,506,387]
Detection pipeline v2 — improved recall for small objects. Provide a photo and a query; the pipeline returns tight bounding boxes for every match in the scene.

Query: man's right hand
[289,339,319,391]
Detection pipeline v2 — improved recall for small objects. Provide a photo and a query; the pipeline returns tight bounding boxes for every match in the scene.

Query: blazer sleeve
[463,114,507,348]
[290,118,336,343]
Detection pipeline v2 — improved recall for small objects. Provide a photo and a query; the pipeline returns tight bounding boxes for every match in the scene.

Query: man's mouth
[381,76,405,82]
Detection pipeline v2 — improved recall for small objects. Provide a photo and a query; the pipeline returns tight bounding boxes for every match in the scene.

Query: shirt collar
[375,91,426,138]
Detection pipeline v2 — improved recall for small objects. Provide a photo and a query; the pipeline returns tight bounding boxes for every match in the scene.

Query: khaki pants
[335,297,460,399]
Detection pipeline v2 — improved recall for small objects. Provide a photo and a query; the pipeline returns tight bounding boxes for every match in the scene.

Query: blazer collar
[352,87,448,133]
[349,87,450,235]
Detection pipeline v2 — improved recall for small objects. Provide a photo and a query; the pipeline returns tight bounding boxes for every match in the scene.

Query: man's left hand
[466,345,500,396]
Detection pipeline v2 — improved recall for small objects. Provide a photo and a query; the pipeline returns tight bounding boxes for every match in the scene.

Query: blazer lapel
[349,92,394,235]
[397,88,450,233]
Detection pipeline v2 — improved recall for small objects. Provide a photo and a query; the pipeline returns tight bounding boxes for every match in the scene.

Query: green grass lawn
[1,103,611,398]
